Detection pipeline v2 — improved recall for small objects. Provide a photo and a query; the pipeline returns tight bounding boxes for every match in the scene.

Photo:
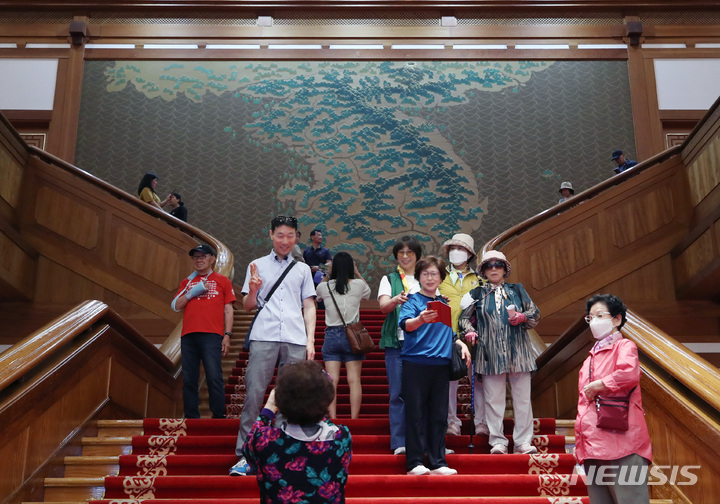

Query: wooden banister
[0,300,174,394]
[26,145,233,278]
[23,145,234,365]
[0,301,182,503]
[623,309,720,413]
[481,145,683,256]
[534,307,720,415]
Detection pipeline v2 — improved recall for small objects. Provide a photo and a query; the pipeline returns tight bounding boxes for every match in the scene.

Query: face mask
[589,317,614,340]
[449,249,469,266]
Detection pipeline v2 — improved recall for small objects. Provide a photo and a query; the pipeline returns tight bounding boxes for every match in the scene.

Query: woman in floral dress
[242,360,352,503]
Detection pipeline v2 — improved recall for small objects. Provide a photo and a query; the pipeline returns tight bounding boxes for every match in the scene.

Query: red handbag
[589,355,634,432]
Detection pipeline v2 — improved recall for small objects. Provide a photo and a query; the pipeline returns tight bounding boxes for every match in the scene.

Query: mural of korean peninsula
[76,60,635,283]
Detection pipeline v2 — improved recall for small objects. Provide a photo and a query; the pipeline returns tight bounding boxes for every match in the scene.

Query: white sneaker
[430,466,458,475]
[446,423,462,436]
[490,444,508,454]
[475,423,490,436]
[513,443,538,454]
[407,465,431,475]
[393,446,406,455]
[445,447,455,455]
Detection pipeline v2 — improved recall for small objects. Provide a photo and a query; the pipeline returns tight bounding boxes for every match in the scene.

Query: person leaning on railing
[137,172,171,210]
[574,294,652,504]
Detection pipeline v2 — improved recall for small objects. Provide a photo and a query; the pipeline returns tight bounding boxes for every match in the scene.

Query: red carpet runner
[92,309,589,503]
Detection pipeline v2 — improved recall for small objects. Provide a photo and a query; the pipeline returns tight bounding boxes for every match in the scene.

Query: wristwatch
[224,331,232,337]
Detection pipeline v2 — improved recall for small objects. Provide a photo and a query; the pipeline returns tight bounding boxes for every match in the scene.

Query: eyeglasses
[484,261,506,270]
[420,271,441,278]
[584,312,611,323]
[397,250,415,257]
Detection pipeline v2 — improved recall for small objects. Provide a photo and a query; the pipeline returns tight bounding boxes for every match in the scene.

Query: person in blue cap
[611,150,638,174]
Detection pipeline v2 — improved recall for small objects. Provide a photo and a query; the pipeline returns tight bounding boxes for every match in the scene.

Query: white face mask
[449,249,469,266]
[589,317,615,340]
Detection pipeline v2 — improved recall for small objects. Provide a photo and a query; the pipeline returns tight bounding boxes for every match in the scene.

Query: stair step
[102,474,589,498]
[96,420,143,437]
[81,437,133,456]
[63,456,119,478]
[42,477,105,502]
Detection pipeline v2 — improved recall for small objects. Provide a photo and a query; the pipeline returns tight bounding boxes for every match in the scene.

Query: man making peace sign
[230,215,317,476]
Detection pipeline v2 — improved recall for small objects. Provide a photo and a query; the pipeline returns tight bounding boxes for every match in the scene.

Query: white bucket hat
[558,181,575,195]
[441,233,476,263]
[478,250,511,278]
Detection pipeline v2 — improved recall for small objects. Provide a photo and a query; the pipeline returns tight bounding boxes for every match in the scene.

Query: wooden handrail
[0,300,174,394]
[27,145,233,274]
[21,144,234,365]
[535,306,720,415]
[535,314,587,369]
[481,145,683,256]
[623,309,720,413]
[482,92,720,257]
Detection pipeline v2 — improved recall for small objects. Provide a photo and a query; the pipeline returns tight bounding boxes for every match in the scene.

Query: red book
[427,300,452,328]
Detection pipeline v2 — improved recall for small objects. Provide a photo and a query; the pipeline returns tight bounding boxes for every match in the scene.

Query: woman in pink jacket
[574,294,652,504]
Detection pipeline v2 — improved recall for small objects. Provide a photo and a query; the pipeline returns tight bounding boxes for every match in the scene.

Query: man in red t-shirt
[172,244,236,418]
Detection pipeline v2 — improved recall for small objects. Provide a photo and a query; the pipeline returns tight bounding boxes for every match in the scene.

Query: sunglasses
[272,215,298,227]
[484,261,506,270]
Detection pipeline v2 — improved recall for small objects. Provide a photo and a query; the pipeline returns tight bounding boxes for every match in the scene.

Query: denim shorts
[322,325,365,362]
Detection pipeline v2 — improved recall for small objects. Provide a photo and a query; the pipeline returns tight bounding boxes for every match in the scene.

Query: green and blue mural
[76,59,636,287]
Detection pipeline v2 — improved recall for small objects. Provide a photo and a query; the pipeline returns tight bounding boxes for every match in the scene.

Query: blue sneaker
[229,456,254,476]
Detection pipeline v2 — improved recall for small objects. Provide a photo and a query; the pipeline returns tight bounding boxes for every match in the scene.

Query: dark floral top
[242,410,352,504]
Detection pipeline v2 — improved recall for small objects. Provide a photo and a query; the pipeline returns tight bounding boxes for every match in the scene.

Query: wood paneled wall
[672,110,720,300]
[502,155,691,320]
[19,157,195,321]
[0,302,180,503]
[0,114,233,344]
[0,117,35,302]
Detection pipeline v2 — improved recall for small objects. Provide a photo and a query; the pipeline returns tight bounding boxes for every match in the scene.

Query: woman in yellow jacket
[438,233,486,436]
[137,172,171,210]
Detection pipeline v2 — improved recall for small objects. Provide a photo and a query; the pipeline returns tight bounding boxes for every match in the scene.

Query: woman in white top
[316,252,372,419]
[376,235,423,455]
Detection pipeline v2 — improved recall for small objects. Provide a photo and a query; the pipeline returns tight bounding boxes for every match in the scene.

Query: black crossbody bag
[243,260,298,350]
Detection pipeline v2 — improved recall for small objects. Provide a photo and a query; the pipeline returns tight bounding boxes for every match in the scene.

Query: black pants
[402,360,450,471]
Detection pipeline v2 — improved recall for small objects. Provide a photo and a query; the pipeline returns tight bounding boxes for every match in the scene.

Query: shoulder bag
[589,354,635,431]
[327,282,376,354]
[449,339,468,381]
[243,260,298,350]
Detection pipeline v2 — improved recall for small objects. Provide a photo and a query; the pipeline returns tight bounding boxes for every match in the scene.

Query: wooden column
[46,18,86,163]
[626,20,665,161]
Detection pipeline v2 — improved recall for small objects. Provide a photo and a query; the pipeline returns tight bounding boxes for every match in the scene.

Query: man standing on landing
[172,244,235,419]
[303,228,332,286]
[230,215,317,476]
